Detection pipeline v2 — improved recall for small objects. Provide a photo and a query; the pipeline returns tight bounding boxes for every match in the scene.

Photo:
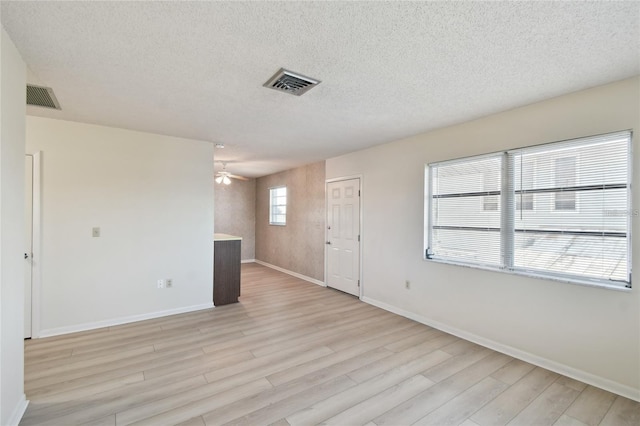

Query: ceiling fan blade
[228,174,249,181]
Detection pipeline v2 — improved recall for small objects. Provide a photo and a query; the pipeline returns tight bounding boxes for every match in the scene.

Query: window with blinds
[269,186,287,225]
[426,131,632,289]
[428,154,503,267]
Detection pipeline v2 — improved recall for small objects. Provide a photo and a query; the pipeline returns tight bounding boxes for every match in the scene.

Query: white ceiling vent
[26,84,61,109]
[263,68,320,96]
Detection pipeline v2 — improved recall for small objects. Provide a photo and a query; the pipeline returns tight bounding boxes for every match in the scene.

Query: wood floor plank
[382,327,442,352]
[347,334,459,383]
[25,345,155,381]
[124,378,273,426]
[223,345,394,425]
[413,376,508,426]
[32,372,144,405]
[26,347,206,396]
[553,414,589,426]
[221,376,357,426]
[556,375,588,392]
[22,375,208,426]
[204,375,356,426]
[80,414,116,426]
[286,350,448,425]
[203,346,335,385]
[142,349,255,381]
[266,334,404,387]
[175,417,205,426]
[373,351,512,425]
[564,385,616,426]
[506,382,580,425]
[322,375,433,425]
[20,263,639,426]
[490,359,536,385]
[423,346,493,383]
[115,372,274,425]
[471,367,559,426]
[599,396,640,426]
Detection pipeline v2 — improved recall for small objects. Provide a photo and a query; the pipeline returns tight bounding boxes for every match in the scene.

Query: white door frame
[325,174,363,299]
[26,152,42,338]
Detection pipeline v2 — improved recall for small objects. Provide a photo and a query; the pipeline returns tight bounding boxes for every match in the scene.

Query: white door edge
[25,155,33,338]
[29,152,42,338]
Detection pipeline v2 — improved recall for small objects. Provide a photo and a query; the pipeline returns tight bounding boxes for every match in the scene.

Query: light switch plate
[92,227,100,237]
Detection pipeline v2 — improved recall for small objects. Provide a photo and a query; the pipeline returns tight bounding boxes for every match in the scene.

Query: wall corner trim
[254,260,326,287]
[6,394,28,426]
[361,296,640,402]
[38,303,214,338]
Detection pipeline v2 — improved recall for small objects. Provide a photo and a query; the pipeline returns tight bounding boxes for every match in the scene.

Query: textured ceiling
[2,1,639,177]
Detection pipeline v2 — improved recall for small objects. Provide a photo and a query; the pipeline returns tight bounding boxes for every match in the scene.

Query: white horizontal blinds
[430,154,502,266]
[511,131,631,284]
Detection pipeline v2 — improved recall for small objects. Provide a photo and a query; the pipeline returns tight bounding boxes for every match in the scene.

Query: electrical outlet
[165,279,173,288]
[405,280,410,289]
[157,279,164,289]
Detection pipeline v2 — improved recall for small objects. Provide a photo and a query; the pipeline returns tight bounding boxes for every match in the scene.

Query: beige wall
[0,27,28,425]
[256,161,325,281]
[26,117,214,336]
[214,178,256,260]
[326,77,640,400]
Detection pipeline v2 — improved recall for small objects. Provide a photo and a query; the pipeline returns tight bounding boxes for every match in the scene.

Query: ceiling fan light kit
[215,162,248,185]
[215,175,231,185]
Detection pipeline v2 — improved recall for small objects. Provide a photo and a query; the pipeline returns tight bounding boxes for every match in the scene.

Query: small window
[554,157,577,210]
[516,158,534,211]
[482,170,499,211]
[516,193,534,211]
[269,186,287,225]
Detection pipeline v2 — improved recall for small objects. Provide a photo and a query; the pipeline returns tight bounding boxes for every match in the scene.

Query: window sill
[423,257,631,292]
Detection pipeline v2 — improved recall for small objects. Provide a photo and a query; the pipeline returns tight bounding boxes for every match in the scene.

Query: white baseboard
[38,303,214,338]
[254,260,326,287]
[241,259,256,264]
[6,394,28,426]
[361,296,640,402]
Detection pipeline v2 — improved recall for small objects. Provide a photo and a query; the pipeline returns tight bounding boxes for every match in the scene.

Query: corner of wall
[0,25,28,426]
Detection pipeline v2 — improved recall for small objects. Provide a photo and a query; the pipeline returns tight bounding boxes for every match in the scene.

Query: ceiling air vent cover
[263,68,320,96]
[26,84,61,109]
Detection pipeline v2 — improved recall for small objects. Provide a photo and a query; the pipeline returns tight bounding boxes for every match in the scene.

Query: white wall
[0,27,28,425]
[26,117,214,336]
[326,77,640,400]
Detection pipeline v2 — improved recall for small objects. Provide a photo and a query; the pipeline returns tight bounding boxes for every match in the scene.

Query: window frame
[269,185,287,226]
[425,131,633,290]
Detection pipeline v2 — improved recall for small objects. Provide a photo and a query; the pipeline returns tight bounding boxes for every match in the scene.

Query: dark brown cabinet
[213,236,241,306]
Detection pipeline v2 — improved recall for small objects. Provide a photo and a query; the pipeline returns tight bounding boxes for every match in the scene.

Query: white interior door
[326,178,360,296]
[25,155,33,338]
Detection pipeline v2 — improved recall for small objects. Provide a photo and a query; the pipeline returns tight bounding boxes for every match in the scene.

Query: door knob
[24,253,29,259]
[326,241,331,245]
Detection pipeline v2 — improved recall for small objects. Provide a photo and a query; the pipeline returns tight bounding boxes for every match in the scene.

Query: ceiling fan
[215,162,249,185]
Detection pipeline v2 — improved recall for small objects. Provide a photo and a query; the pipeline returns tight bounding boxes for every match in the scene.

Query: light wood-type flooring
[22,263,639,426]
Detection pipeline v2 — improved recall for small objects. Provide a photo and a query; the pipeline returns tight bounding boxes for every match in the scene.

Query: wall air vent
[263,68,320,96]
[26,84,61,109]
